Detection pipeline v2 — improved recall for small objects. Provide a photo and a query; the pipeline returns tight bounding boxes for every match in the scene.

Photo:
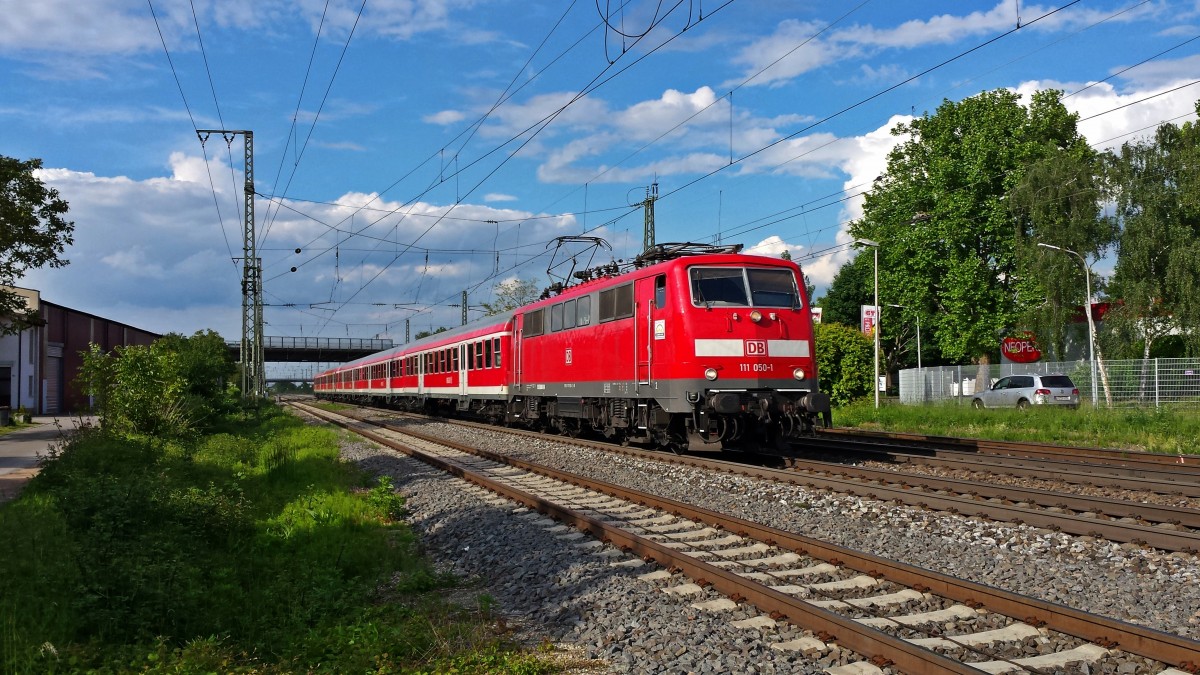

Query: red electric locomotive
[314,243,831,451]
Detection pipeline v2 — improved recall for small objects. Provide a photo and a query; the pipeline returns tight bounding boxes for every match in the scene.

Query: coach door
[459,344,468,397]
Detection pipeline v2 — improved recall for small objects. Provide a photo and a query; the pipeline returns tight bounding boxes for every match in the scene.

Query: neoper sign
[1001,333,1042,363]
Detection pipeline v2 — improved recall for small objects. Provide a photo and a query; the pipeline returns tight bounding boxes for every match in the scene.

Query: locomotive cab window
[747,268,802,307]
[654,274,667,308]
[690,267,800,308]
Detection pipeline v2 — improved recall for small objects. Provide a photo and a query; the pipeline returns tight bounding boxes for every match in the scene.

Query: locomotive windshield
[689,267,801,308]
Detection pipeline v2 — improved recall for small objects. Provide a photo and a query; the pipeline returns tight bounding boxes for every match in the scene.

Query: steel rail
[819,428,1200,471]
[772,455,1200,530]
[341,405,1200,551]
[293,403,978,674]
[806,441,1200,498]
[296,402,1200,673]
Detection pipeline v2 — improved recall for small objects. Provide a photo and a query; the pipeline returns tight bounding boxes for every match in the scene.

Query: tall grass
[835,400,1200,454]
[0,407,555,673]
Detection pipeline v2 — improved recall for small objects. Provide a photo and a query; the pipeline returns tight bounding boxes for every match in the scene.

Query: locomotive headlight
[704,368,719,381]
[749,310,763,323]
[793,367,806,380]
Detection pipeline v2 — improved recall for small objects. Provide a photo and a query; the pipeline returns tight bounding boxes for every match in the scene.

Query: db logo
[745,340,768,356]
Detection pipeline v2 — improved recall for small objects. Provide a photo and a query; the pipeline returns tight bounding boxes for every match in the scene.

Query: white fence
[898,358,1200,407]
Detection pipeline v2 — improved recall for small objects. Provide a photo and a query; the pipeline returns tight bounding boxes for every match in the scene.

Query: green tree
[813,322,874,406]
[414,326,449,340]
[77,331,235,436]
[0,156,75,333]
[1010,151,1114,361]
[1104,103,1200,357]
[153,330,236,403]
[851,89,1094,371]
[480,278,541,315]
[816,253,872,327]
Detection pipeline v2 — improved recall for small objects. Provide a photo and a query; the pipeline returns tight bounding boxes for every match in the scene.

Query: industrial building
[0,286,159,415]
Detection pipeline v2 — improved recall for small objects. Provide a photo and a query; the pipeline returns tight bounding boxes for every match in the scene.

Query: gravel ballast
[335,414,1200,673]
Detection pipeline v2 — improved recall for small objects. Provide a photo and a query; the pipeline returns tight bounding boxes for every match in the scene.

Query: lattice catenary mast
[197,129,264,399]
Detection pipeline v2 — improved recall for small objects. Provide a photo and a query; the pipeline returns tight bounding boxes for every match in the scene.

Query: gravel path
[335,413,1200,673]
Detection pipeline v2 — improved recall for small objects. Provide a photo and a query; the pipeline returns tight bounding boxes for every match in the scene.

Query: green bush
[814,322,875,406]
[1,409,515,673]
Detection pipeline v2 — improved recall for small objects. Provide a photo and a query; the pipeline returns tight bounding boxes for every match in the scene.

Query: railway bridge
[227,336,394,384]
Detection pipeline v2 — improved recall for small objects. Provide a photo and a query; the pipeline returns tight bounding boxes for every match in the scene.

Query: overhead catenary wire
[146,0,238,271]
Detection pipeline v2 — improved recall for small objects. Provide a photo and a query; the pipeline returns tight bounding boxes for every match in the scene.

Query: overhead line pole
[198,129,263,400]
[642,182,658,253]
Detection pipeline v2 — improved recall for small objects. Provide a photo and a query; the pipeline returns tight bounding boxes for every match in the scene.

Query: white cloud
[728,2,1165,89]
[425,109,467,125]
[484,192,516,202]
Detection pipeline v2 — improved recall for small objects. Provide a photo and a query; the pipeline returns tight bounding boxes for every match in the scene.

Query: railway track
[320,401,1200,553]
[817,428,1200,478]
[293,401,1200,674]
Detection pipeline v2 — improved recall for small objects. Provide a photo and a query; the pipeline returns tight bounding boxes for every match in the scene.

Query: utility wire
[146,0,237,270]
[261,0,368,247]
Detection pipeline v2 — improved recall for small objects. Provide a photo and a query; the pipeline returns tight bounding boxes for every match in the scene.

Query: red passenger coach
[316,243,831,451]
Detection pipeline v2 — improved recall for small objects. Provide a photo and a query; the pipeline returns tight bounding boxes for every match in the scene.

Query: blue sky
[3,0,1199,373]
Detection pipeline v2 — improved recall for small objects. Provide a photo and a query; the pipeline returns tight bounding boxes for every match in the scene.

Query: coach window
[493,337,502,367]
[485,340,493,368]
[550,303,563,332]
[577,295,591,326]
[452,347,460,371]
[654,274,667,308]
[563,299,576,329]
[473,342,482,369]
[466,343,474,371]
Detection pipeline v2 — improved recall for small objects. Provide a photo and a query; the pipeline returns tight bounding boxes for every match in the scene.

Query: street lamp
[887,303,921,401]
[1036,242,1097,406]
[854,238,880,408]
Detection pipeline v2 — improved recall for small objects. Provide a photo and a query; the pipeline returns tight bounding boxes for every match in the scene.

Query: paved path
[0,416,96,503]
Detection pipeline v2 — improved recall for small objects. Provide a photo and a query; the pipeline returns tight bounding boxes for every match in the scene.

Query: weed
[0,405,557,673]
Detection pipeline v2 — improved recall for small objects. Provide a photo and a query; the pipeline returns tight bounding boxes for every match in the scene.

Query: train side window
[614,283,634,319]
[452,347,460,371]
[485,340,493,368]
[599,288,615,322]
[654,274,666,308]
[563,299,576,329]
[475,342,483,369]
[577,295,591,326]
[551,303,563,332]
[524,309,544,337]
[466,343,473,370]
[493,337,502,367]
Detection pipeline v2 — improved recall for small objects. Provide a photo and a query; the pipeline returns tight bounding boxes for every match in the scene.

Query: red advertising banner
[1001,332,1042,363]
[860,304,878,336]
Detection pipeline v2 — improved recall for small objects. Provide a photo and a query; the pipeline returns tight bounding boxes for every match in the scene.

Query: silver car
[972,374,1080,409]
